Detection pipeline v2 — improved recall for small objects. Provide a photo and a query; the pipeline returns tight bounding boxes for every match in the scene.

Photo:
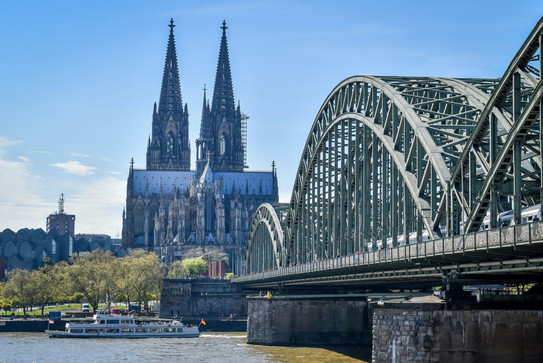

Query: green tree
[114,257,134,308]
[127,250,163,312]
[0,282,13,312]
[66,250,115,312]
[51,261,71,303]
[182,257,208,276]
[32,266,59,316]
[0,298,12,313]
[2,269,34,314]
[168,260,185,278]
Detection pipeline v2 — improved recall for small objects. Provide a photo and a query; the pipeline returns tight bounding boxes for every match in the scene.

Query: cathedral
[122,19,278,273]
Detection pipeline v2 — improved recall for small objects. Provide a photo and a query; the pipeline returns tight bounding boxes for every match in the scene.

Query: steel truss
[246,18,543,274]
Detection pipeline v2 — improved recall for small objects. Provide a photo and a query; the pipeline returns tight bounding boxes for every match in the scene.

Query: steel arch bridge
[246,17,543,275]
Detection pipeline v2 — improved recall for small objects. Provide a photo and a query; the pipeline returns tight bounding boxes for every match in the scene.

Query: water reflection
[249,342,371,362]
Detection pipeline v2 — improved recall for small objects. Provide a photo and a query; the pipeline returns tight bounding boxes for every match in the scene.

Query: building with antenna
[46,193,75,238]
[122,19,278,275]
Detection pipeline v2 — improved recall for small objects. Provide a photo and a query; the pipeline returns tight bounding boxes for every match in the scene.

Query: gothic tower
[147,18,191,170]
[196,21,244,176]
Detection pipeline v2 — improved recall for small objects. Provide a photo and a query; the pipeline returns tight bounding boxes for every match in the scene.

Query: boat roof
[94,313,134,320]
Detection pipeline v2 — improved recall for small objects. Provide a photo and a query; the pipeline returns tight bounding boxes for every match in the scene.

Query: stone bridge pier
[247,294,543,361]
[246,294,372,346]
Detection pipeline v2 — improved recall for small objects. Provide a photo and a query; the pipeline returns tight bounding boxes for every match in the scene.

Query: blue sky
[1,0,542,237]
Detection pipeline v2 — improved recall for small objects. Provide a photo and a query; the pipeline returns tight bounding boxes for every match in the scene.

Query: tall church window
[167,131,174,154]
[134,207,144,236]
[220,135,226,155]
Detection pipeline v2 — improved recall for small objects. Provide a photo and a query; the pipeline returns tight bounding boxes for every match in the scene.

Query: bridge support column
[246,295,371,346]
[373,306,543,362]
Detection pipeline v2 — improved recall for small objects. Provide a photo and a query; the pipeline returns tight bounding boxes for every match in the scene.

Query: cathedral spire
[147,18,191,171]
[211,20,235,117]
[196,20,243,174]
[200,84,210,139]
[158,18,183,118]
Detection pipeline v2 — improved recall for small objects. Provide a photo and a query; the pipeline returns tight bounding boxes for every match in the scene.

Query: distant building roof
[133,169,274,196]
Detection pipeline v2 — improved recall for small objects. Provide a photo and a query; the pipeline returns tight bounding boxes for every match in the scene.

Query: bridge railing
[237,221,543,282]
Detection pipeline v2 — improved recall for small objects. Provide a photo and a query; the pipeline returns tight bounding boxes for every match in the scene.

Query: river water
[0,332,370,362]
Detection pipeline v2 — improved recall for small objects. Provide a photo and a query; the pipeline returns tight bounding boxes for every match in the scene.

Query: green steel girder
[453,17,543,232]
[246,203,288,273]
[245,17,543,275]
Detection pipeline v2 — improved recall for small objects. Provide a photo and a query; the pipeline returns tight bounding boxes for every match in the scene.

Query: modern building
[46,193,75,238]
[122,19,278,274]
[0,195,126,275]
[0,228,72,272]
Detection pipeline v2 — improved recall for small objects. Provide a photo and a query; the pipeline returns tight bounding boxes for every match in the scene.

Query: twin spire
[159,18,235,123]
[150,18,242,174]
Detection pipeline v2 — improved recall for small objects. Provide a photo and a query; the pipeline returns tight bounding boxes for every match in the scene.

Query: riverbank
[0,316,247,333]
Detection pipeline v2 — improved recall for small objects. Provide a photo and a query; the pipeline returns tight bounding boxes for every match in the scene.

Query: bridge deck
[235,222,543,289]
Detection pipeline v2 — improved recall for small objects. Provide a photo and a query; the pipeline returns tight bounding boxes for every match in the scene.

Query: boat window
[109,320,120,324]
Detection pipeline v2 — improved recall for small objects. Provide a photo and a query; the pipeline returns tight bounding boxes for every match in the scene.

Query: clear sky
[1,0,542,237]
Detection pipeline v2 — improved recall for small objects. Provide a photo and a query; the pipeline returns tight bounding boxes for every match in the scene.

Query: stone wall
[247,296,371,346]
[160,279,247,319]
[372,306,543,362]
[372,306,441,362]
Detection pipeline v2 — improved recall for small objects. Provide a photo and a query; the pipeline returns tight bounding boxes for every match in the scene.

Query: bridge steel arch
[451,17,543,233]
[283,76,506,267]
[245,18,543,275]
[246,203,288,273]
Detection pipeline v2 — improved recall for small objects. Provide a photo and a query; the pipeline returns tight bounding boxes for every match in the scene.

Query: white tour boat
[45,310,200,338]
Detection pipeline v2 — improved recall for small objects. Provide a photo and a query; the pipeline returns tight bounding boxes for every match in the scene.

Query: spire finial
[169,18,175,31]
[221,20,227,33]
[203,83,207,94]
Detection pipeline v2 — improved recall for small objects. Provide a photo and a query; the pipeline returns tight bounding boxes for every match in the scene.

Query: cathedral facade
[122,20,278,273]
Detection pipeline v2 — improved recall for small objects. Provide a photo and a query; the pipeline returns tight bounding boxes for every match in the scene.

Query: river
[0,332,371,362]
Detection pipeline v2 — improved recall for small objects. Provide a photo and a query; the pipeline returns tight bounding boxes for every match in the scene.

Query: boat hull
[45,329,199,338]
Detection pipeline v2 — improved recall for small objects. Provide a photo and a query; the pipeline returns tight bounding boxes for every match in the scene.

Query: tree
[2,269,34,314]
[0,298,12,313]
[127,250,163,313]
[224,272,236,279]
[182,258,208,276]
[114,257,134,308]
[32,266,59,316]
[168,260,185,278]
[65,250,115,312]
[0,282,13,313]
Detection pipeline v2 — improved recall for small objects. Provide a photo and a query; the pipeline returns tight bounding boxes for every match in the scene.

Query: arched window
[166,131,174,154]
[220,135,226,155]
